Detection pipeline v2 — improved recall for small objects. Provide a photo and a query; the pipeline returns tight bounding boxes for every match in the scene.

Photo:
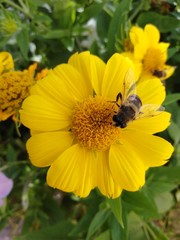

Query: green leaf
[109,214,128,240]
[168,121,180,145]
[154,192,175,214]
[149,166,180,183]
[106,197,124,228]
[16,27,29,60]
[79,3,104,23]
[86,208,111,240]
[6,144,17,162]
[14,220,74,240]
[94,230,110,240]
[164,93,180,105]
[148,222,169,240]
[127,212,146,240]
[122,190,159,219]
[137,11,180,33]
[43,29,71,39]
[107,0,132,55]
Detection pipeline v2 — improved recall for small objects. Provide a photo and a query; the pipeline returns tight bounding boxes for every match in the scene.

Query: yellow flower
[20,52,173,198]
[0,53,48,122]
[122,24,175,82]
[0,52,14,74]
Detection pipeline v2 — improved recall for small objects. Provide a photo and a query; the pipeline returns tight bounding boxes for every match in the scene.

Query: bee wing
[137,104,165,119]
[122,69,136,102]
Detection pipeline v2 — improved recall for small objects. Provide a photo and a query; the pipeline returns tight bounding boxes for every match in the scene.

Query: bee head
[113,115,127,128]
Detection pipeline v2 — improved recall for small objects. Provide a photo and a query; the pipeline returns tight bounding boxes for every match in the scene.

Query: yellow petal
[54,63,93,100]
[101,54,133,101]
[121,131,174,168]
[31,63,92,107]
[126,112,171,134]
[137,78,165,105]
[163,65,176,80]
[20,95,72,131]
[47,144,97,197]
[27,131,73,167]
[90,55,106,96]
[129,26,144,45]
[157,42,170,63]
[30,70,74,109]
[109,143,145,191]
[120,52,143,81]
[0,52,14,74]
[95,151,122,198]
[68,51,94,95]
[144,24,160,46]
[129,26,148,60]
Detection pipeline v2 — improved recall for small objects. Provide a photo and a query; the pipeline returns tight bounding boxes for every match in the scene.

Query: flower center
[0,71,35,117]
[71,96,121,151]
[143,47,166,72]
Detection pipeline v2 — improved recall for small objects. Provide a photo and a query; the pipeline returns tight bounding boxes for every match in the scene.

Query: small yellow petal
[27,131,73,167]
[0,52,14,74]
[127,112,171,134]
[130,26,148,60]
[137,79,165,105]
[144,24,160,47]
[163,65,176,80]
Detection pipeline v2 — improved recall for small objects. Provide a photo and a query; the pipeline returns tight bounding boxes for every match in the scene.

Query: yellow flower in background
[0,52,14,74]
[20,52,173,198]
[0,52,48,121]
[122,24,175,82]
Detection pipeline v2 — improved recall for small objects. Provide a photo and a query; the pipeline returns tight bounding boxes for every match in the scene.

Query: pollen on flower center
[0,71,35,117]
[71,96,121,151]
[143,47,165,72]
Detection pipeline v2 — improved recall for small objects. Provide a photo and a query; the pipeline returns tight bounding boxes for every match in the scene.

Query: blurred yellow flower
[122,24,175,82]
[20,52,173,198]
[0,53,48,121]
[0,52,14,74]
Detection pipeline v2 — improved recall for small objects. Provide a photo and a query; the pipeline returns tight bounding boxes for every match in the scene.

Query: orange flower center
[143,47,166,72]
[71,96,121,151]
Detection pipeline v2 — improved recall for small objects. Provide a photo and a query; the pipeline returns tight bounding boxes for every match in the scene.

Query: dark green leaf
[94,230,110,240]
[14,220,74,240]
[164,93,180,105]
[137,12,180,33]
[106,197,124,228]
[79,3,104,23]
[107,0,132,55]
[122,190,159,219]
[86,208,111,240]
[16,28,29,60]
[168,121,180,145]
[43,29,71,39]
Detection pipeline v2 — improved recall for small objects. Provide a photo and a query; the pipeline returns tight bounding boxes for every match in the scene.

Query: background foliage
[0,0,180,239]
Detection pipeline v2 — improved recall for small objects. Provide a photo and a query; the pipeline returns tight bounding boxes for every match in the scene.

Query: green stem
[1,0,32,19]
[129,1,143,22]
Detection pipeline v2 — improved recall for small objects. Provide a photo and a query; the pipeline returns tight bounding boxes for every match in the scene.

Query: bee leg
[116,92,122,102]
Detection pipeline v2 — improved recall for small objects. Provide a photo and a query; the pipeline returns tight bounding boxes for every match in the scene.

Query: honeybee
[113,70,164,128]
[153,69,166,79]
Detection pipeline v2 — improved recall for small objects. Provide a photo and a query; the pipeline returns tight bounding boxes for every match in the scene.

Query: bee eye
[113,115,120,122]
